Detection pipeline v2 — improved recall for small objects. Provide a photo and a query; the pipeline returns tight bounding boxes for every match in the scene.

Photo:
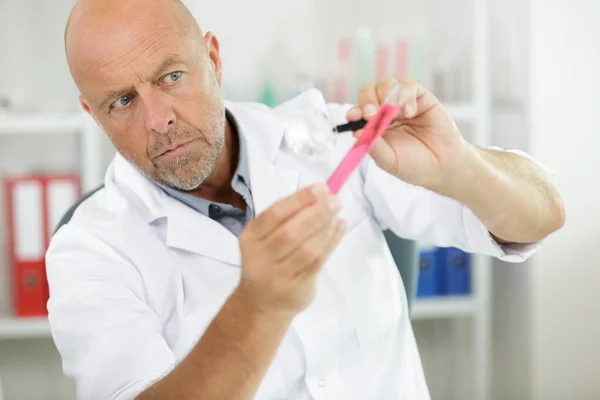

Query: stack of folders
[3,174,80,316]
[416,245,471,298]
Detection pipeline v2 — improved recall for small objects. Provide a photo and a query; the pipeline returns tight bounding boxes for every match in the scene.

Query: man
[47,0,565,399]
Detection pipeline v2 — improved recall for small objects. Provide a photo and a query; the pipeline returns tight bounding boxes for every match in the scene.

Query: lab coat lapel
[112,154,241,266]
[246,138,300,216]
[164,101,302,264]
[226,101,300,216]
[163,197,242,266]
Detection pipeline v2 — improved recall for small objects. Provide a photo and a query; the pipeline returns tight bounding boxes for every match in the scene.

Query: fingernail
[363,104,378,118]
[337,219,347,231]
[328,196,340,212]
[404,104,415,118]
[312,183,329,197]
[346,107,361,120]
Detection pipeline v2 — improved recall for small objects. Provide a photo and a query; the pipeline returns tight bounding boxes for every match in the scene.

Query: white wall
[492,2,600,399]
[0,0,78,112]
[183,0,319,102]
[528,0,600,399]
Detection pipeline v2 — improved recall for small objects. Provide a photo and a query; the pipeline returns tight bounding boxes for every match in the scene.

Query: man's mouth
[156,139,196,158]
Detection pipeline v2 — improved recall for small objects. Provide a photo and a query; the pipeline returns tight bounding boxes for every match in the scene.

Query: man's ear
[79,94,104,131]
[203,31,222,85]
[80,94,92,115]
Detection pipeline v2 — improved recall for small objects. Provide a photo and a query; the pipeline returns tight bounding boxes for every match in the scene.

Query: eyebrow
[98,57,188,110]
[99,86,135,110]
[151,57,188,80]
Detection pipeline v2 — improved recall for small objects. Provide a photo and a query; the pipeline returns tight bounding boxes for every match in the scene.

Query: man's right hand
[237,184,346,316]
[138,184,346,400]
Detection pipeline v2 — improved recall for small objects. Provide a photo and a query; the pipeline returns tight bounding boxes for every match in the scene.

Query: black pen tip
[334,119,368,133]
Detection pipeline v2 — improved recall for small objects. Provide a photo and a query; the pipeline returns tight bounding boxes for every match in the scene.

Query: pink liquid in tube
[327,103,400,194]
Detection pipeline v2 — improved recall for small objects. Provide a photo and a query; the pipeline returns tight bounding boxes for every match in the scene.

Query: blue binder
[416,247,442,297]
[440,247,471,295]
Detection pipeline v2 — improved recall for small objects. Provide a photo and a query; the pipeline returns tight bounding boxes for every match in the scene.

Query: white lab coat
[46,89,542,400]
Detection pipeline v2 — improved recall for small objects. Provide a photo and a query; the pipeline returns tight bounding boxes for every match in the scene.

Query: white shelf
[0,297,477,339]
[0,113,87,135]
[0,111,104,191]
[411,296,477,320]
[0,317,51,340]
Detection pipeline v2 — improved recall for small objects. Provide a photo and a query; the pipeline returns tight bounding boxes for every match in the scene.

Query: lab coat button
[317,377,326,388]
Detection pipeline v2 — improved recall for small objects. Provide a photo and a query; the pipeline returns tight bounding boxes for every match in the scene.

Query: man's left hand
[345,76,473,192]
[346,76,566,244]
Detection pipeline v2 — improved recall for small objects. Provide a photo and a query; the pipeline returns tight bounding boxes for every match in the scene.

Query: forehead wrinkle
[91,27,173,81]
[65,0,203,66]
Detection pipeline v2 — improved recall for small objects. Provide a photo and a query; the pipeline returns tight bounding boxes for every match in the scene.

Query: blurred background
[0,0,596,399]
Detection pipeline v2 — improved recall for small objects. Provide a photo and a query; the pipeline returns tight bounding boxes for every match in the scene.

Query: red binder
[4,175,80,316]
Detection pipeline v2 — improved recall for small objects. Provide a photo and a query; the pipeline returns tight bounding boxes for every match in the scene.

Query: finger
[345,106,362,122]
[375,76,399,106]
[391,78,428,119]
[357,83,380,120]
[249,184,330,240]
[265,194,340,261]
[286,217,343,275]
[297,219,347,279]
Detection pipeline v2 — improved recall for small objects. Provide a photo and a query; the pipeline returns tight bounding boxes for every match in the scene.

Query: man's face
[72,11,225,190]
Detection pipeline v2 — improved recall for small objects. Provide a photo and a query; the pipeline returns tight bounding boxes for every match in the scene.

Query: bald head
[64,0,227,191]
[65,0,203,85]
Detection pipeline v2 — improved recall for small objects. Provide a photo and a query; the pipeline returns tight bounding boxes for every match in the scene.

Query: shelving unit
[471,0,493,397]
[1,297,479,341]
[388,0,492,397]
[0,317,50,340]
[0,113,86,135]
[0,112,104,192]
[0,109,104,395]
[0,295,478,340]
[412,296,477,320]
[0,112,104,342]
[0,113,104,339]
[0,295,481,340]
[410,0,493,398]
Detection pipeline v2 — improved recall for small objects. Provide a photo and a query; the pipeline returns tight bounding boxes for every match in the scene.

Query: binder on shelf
[4,174,80,317]
[5,176,46,316]
[46,176,81,239]
[439,247,471,296]
[416,246,442,297]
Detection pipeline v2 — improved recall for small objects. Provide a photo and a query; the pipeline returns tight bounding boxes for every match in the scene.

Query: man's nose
[141,91,176,134]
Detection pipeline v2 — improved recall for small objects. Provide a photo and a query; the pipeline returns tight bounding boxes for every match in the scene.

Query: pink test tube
[327,104,400,194]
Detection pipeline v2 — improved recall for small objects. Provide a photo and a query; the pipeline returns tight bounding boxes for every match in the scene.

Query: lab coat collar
[224,100,300,216]
[108,99,301,266]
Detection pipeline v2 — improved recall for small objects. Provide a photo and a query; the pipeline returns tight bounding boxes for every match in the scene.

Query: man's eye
[111,95,133,109]
[162,71,182,84]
